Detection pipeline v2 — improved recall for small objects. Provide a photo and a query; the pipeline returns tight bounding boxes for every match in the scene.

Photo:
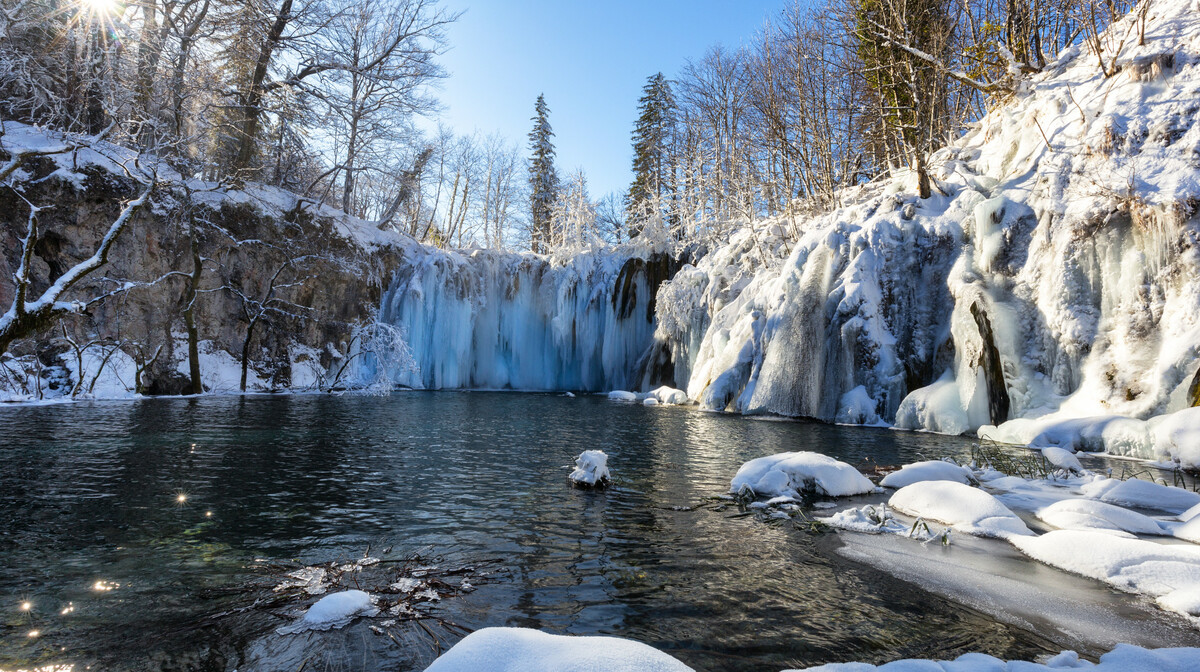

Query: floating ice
[731,452,876,499]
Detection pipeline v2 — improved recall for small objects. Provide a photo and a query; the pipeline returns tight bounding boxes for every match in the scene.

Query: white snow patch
[608,390,638,402]
[888,481,1033,539]
[1081,478,1200,514]
[785,644,1200,671]
[879,460,975,489]
[731,452,876,499]
[277,590,378,634]
[1036,499,1168,537]
[423,627,694,672]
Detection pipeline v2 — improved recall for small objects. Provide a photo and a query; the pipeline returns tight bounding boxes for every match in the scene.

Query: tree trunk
[232,0,294,175]
[914,151,931,199]
[240,318,257,392]
[183,219,203,395]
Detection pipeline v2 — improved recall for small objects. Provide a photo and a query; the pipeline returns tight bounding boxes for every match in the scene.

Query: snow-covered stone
[888,481,1032,539]
[277,590,378,634]
[608,390,638,401]
[423,627,694,672]
[1039,446,1085,474]
[731,452,876,499]
[879,460,974,489]
[569,450,611,486]
[784,644,1200,671]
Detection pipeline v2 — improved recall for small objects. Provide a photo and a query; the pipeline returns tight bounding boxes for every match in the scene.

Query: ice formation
[372,2,1200,468]
[730,452,877,499]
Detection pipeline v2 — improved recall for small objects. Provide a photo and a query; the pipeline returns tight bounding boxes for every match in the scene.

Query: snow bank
[1010,530,1200,619]
[1081,478,1200,515]
[569,450,611,486]
[986,408,1200,470]
[423,627,694,672]
[731,452,876,499]
[1036,499,1168,537]
[888,481,1032,539]
[786,644,1200,671]
[879,460,975,489]
[277,590,378,634]
[1040,447,1085,475]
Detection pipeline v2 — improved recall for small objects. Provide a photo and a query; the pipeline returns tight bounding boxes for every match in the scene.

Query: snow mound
[731,452,876,499]
[1036,499,1167,537]
[1040,447,1085,475]
[648,386,689,405]
[784,644,1200,671]
[277,590,378,634]
[569,450,611,486]
[1081,478,1200,514]
[879,460,974,489]
[608,390,638,401]
[888,481,1032,539]
[423,627,694,672]
[1010,530,1200,619]
[1176,515,1200,544]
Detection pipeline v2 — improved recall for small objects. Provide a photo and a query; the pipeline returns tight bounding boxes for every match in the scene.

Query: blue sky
[428,0,782,199]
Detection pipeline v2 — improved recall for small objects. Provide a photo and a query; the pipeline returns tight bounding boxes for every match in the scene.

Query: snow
[1010,530,1200,619]
[423,627,694,672]
[1036,499,1168,537]
[648,385,689,405]
[1081,478,1200,515]
[277,590,378,634]
[879,460,975,489]
[888,481,1033,539]
[608,390,638,401]
[569,450,611,486]
[785,644,1200,671]
[1040,446,1086,475]
[730,452,877,499]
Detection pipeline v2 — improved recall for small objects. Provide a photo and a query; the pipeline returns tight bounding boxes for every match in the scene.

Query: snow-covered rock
[785,644,1200,671]
[648,386,689,405]
[1036,499,1168,537]
[277,590,378,634]
[731,452,876,499]
[879,460,975,489]
[569,450,611,486]
[608,390,638,401]
[1081,477,1200,514]
[1010,530,1200,619]
[888,481,1033,539]
[423,627,694,672]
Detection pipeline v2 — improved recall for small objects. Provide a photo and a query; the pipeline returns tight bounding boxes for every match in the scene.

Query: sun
[80,0,119,18]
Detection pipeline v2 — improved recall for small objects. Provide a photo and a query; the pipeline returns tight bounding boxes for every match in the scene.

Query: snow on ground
[569,450,611,486]
[1010,530,1200,621]
[888,481,1033,539]
[276,590,378,634]
[786,644,1200,671]
[879,460,976,489]
[1036,499,1170,537]
[423,627,694,672]
[731,452,877,499]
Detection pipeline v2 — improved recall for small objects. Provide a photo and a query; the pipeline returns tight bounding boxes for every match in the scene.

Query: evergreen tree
[626,72,676,235]
[527,93,558,253]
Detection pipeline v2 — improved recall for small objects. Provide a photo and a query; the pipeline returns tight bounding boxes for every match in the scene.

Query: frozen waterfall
[377,247,684,391]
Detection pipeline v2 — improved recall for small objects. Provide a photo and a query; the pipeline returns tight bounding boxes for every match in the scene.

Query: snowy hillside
[648,0,1200,466]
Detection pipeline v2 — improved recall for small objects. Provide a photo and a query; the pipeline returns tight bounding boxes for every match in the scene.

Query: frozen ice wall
[652,0,1200,455]
[378,246,683,391]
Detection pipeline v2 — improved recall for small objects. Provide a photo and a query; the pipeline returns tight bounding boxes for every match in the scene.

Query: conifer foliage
[527,93,558,253]
[626,72,676,235]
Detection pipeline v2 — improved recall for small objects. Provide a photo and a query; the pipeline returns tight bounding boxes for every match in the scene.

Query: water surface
[0,393,1195,671]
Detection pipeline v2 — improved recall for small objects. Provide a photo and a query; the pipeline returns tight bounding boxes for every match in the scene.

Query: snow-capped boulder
[888,481,1032,539]
[1081,478,1200,515]
[1036,499,1167,537]
[730,452,876,499]
[277,590,377,634]
[424,627,694,672]
[569,450,611,486]
[879,460,975,489]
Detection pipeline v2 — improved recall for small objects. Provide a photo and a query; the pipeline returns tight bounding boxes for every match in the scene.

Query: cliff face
[0,138,411,398]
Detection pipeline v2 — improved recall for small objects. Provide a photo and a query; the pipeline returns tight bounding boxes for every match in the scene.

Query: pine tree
[626,72,676,235]
[527,93,558,253]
